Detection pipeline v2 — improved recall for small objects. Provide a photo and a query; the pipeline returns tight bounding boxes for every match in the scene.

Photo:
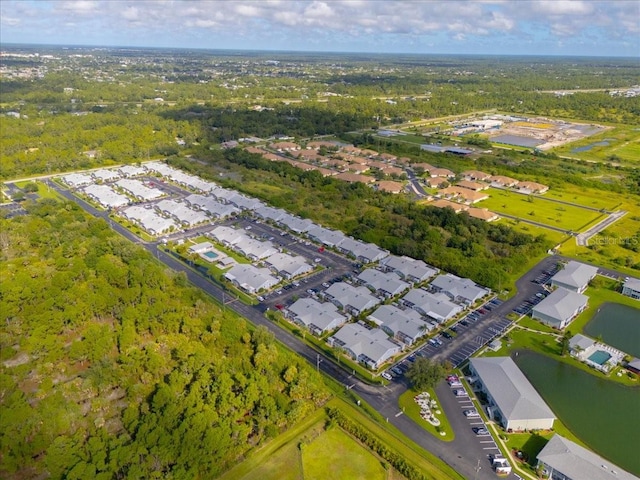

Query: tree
[560,331,572,356]
[405,357,446,391]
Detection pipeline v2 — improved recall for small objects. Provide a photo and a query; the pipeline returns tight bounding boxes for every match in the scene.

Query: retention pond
[584,302,640,357]
[514,350,640,475]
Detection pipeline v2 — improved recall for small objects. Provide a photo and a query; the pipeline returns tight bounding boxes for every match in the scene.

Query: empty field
[477,189,602,232]
[303,427,388,480]
[553,125,640,163]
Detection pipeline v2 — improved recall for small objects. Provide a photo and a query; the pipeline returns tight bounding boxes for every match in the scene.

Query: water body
[514,350,640,475]
[584,303,640,357]
[571,141,610,153]
[491,134,543,148]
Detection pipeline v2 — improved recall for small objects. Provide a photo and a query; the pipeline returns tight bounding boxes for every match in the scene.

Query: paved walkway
[575,210,627,246]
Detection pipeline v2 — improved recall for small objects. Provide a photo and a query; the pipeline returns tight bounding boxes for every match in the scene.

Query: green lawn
[302,427,387,480]
[476,188,602,232]
[552,125,640,164]
[398,389,454,441]
[495,217,569,246]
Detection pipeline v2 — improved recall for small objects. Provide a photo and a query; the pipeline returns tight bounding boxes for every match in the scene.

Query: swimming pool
[203,251,218,259]
[587,350,611,365]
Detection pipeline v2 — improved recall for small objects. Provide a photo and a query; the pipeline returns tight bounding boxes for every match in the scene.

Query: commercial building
[537,434,638,480]
[531,288,588,329]
[469,357,556,431]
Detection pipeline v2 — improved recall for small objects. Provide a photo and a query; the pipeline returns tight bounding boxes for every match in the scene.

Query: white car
[464,409,480,418]
[381,372,393,380]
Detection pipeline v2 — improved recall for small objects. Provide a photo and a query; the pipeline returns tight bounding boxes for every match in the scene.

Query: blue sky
[1,0,639,57]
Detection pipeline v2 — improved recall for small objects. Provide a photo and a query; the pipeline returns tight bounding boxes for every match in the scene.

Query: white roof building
[287,298,347,335]
[430,273,489,305]
[400,288,463,323]
[62,173,93,188]
[155,199,209,227]
[208,225,246,246]
[537,434,638,480]
[307,226,347,248]
[184,194,239,219]
[188,241,215,254]
[118,165,146,177]
[264,252,313,279]
[224,264,279,293]
[329,323,400,369]
[324,282,381,316]
[532,288,589,329]
[357,268,410,297]
[622,277,640,300]
[368,304,430,346]
[380,255,438,283]
[234,237,278,261]
[83,184,130,209]
[254,205,287,222]
[115,178,164,201]
[469,357,556,431]
[121,205,177,235]
[550,261,598,293]
[278,213,316,234]
[91,168,120,182]
[339,238,389,264]
[227,193,263,211]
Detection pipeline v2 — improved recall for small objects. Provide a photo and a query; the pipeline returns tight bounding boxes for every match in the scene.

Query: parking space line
[483,446,500,450]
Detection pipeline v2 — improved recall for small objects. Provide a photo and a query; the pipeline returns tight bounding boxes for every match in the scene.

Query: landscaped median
[398,388,454,441]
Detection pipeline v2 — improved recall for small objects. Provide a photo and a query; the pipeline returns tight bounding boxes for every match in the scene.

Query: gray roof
[115,178,164,201]
[551,261,598,291]
[368,305,429,339]
[532,288,588,323]
[537,434,638,480]
[624,277,640,291]
[357,269,410,296]
[380,255,438,282]
[470,357,555,423]
[307,226,346,247]
[569,333,595,352]
[324,282,381,313]
[401,288,463,322]
[224,264,278,292]
[155,199,209,226]
[330,323,400,365]
[278,213,316,233]
[254,205,286,222]
[84,184,130,208]
[185,194,239,218]
[339,238,389,263]
[430,273,489,303]
[288,298,347,332]
[235,237,278,260]
[265,252,312,277]
[121,205,177,235]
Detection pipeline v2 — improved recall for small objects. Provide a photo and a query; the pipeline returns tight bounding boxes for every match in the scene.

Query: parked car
[464,409,480,418]
[452,389,466,397]
[381,372,393,380]
[473,427,489,435]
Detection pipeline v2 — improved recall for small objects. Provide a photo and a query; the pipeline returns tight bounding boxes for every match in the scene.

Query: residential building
[339,238,389,264]
[430,273,489,305]
[400,288,463,323]
[532,288,588,329]
[84,184,130,209]
[550,261,598,293]
[307,226,346,248]
[429,199,468,213]
[224,264,278,293]
[517,181,549,194]
[323,282,381,316]
[622,277,640,300]
[368,304,431,346]
[356,268,410,298]
[488,175,519,187]
[461,170,491,181]
[264,252,313,279]
[537,434,638,480]
[380,255,438,284]
[466,207,500,222]
[328,323,400,369]
[469,357,556,431]
[286,298,347,335]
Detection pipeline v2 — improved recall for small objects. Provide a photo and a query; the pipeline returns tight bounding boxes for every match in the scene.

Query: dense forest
[0,199,329,479]
[168,150,550,291]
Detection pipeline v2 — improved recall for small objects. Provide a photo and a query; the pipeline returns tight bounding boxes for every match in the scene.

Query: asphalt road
[45,181,634,479]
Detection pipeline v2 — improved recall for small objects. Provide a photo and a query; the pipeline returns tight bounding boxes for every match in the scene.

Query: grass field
[398,389,454,441]
[476,188,602,232]
[552,125,640,164]
[303,427,388,480]
[495,217,569,245]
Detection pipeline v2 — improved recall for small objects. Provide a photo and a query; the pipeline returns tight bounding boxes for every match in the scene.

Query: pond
[584,302,640,357]
[514,350,640,475]
[571,141,610,153]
